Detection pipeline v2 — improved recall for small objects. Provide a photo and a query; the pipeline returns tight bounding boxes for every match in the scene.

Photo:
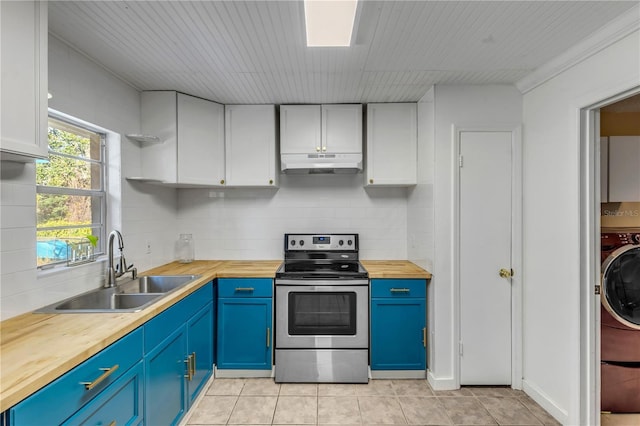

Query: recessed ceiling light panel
[304,0,358,47]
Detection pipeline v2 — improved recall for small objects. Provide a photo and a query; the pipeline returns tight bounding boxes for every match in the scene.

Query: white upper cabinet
[322,104,362,154]
[136,91,224,186]
[601,137,609,203]
[225,105,278,187]
[366,103,417,186]
[280,104,362,155]
[0,1,48,161]
[280,105,321,154]
[608,136,640,202]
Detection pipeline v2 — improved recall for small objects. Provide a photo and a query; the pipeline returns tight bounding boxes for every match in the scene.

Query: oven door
[275,280,369,349]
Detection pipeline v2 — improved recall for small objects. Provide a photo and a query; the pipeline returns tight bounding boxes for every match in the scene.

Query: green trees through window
[36,118,105,267]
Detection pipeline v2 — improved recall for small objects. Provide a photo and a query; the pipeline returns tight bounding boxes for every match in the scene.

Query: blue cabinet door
[217,298,272,370]
[145,326,188,426]
[370,297,426,370]
[187,302,214,404]
[62,361,144,426]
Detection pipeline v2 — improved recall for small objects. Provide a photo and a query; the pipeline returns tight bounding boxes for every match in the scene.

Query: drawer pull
[184,354,194,381]
[390,288,410,293]
[235,287,254,292]
[80,364,119,390]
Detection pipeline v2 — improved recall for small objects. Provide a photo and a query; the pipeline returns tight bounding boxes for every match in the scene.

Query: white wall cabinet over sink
[280,104,362,155]
[608,136,640,202]
[366,103,417,186]
[131,91,225,186]
[224,104,278,187]
[0,1,48,161]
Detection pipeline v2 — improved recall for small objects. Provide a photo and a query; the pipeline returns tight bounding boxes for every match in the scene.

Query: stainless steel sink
[117,275,200,294]
[34,274,201,313]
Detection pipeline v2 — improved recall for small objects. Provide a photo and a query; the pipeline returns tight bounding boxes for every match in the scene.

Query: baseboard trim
[214,367,274,378]
[522,379,568,425]
[371,370,426,379]
[426,371,457,390]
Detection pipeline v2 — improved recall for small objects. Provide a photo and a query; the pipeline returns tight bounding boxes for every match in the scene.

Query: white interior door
[459,130,513,385]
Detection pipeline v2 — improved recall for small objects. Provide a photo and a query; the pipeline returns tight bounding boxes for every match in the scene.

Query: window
[36,117,106,267]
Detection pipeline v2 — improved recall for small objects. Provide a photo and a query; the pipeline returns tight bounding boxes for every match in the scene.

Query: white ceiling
[48,1,637,105]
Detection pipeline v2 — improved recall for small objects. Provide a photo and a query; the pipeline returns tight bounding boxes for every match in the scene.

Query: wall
[425,85,523,390]
[601,111,640,135]
[521,29,640,424]
[408,87,435,368]
[177,174,408,260]
[0,36,178,319]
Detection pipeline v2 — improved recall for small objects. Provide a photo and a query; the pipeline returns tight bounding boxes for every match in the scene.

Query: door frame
[579,85,640,425]
[452,124,523,389]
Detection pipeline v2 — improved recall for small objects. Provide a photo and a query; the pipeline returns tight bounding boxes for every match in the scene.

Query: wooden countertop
[0,259,428,411]
[362,260,432,279]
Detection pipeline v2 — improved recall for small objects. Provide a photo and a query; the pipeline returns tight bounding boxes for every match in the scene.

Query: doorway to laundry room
[581,88,640,426]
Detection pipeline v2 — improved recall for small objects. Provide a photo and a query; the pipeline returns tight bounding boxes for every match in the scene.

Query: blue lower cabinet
[144,281,214,425]
[9,328,144,426]
[187,302,214,404]
[370,279,427,371]
[7,282,214,426]
[145,326,188,426]
[217,278,273,370]
[63,361,144,426]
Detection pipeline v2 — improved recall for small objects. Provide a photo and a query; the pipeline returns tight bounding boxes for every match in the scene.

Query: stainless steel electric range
[274,233,369,383]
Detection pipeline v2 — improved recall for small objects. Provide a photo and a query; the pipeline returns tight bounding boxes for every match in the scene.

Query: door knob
[499,268,513,278]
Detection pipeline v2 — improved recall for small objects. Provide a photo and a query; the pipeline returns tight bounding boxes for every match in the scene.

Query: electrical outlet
[146,241,151,254]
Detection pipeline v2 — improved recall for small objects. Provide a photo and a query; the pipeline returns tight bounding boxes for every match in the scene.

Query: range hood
[281,153,362,174]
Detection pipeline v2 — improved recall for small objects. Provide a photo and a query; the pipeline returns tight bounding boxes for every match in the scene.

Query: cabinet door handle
[80,364,119,390]
[191,351,196,378]
[266,327,271,348]
[109,421,116,426]
[235,287,254,292]
[184,354,194,381]
[422,327,427,348]
[390,288,410,293]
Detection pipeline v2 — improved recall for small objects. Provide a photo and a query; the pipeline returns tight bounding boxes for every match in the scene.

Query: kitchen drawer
[370,279,426,298]
[62,361,143,426]
[9,327,143,426]
[145,282,213,352]
[218,278,272,298]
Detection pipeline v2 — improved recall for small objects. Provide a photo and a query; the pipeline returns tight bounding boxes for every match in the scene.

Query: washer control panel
[285,234,358,251]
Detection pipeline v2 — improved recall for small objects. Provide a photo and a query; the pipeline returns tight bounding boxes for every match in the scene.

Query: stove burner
[276,233,368,280]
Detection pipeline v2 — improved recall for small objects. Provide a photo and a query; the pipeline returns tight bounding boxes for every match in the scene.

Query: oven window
[288,292,357,335]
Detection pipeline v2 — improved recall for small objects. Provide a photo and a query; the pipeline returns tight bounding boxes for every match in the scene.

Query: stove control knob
[339,240,344,246]
[633,234,640,244]
[299,240,305,246]
[347,240,353,246]
[291,240,296,246]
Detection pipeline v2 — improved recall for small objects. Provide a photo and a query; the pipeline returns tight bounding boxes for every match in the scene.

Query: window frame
[36,115,107,269]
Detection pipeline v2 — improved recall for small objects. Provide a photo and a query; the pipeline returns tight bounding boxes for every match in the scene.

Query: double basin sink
[36,275,200,313]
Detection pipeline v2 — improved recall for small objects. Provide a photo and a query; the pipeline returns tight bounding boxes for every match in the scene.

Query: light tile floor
[185,378,561,425]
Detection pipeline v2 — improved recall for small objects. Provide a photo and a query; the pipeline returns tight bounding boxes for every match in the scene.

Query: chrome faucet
[105,230,137,288]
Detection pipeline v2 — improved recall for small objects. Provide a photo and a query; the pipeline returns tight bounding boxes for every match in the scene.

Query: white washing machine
[601,243,640,413]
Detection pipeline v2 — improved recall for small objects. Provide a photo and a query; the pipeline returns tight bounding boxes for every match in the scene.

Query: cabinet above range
[127,92,278,188]
[280,104,363,173]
